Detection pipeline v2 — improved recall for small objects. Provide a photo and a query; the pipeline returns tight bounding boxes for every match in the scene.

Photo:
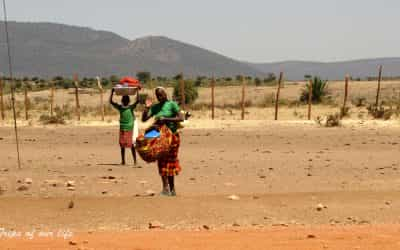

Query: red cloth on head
[119,77,142,88]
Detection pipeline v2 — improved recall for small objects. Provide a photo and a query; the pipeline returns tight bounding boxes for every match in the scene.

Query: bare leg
[168,176,176,196]
[121,148,126,165]
[131,146,137,165]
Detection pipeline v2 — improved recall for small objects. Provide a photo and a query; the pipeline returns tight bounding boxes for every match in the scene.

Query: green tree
[300,76,328,103]
[172,80,199,105]
[109,75,119,84]
[136,71,151,84]
[173,73,183,81]
[254,77,262,86]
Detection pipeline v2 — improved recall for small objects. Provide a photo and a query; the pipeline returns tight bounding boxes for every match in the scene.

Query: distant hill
[0,21,263,78]
[0,21,399,80]
[250,58,400,80]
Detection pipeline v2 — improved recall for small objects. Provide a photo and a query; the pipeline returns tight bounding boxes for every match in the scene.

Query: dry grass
[1,80,399,123]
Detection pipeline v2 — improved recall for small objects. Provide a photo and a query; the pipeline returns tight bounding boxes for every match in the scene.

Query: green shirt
[112,103,136,131]
[149,100,180,133]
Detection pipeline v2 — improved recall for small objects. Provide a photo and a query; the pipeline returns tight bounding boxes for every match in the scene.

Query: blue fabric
[145,129,160,138]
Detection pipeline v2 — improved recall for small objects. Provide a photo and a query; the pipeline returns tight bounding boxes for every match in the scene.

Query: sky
[3,0,400,63]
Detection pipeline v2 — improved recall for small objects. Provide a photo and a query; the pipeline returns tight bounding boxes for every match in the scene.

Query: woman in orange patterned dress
[142,87,184,196]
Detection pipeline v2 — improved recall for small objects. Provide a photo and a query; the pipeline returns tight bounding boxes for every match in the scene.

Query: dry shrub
[352,96,366,107]
[367,104,393,120]
[39,105,72,124]
[39,114,65,125]
[340,106,350,118]
[325,113,341,127]
[315,113,341,127]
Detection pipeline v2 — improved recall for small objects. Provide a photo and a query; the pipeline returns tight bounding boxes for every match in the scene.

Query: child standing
[110,88,139,165]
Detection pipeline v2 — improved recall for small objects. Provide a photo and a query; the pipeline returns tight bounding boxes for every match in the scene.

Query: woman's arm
[141,99,153,122]
[158,112,184,123]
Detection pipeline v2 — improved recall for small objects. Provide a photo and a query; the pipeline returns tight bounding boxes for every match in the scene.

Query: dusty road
[0,121,400,249]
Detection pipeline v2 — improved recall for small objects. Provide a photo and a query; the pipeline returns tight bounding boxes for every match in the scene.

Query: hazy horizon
[3,0,400,63]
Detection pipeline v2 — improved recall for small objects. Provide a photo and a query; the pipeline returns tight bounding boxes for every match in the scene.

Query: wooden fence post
[211,76,215,120]
[241,76,246,120]
[73,74,80,121]
[308,79,313,120]
[274,72,284,120]
[0,79,4,120]
[24,83,29,120]
[180,74,185,110]
[96,77,105,121]
[341,74,349,118]
[375,65,383,107]
[50,81,55,116]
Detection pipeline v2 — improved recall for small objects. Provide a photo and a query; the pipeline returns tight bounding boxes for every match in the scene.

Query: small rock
[232,223,240,227]
[272,223,289,227]
[68,200,74,209]
[24,178,33,184]
[69,240,77,246]
[101,191,108,195]
[149,221,164,229]
[316,203,325,211]
[67,187,75,191]
[66,181,75,187]
[145,189,155,196]
[385,201,391,206]
[108,176,116,180]
[227,195,240,201]
[189,177,196,181]
[17,185,29,191]
[202,225,210,230]
[307,234,316,239]
[45,179,61,187]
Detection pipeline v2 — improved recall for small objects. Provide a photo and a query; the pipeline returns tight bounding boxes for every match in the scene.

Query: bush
[340,106,351,118]
[138,93,149,105]
[172,80,199,105]
[315,113,341,127]
[326,113,341,127]
[352,96,366,107]
[367,104,393,120]
[300,76,328,103]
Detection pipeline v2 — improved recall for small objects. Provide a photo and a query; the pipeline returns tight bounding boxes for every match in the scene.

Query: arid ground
[1,118,400,249]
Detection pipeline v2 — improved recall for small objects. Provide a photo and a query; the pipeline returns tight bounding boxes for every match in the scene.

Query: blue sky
[4,0,400,62]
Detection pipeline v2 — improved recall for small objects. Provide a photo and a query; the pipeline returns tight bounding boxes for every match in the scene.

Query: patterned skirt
[119,130,133,148]
[158,133,181,176]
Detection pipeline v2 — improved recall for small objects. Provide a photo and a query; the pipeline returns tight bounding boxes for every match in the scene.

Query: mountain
[0,21,263,78]
[250,58,400,80]
[0,21,399,80]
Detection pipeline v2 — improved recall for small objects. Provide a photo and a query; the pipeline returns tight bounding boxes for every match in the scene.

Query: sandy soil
[1,225,400,250]
[1,121,400,249]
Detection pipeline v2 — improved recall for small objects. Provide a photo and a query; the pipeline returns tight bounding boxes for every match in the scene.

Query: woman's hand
[145,98,153,108]
[155,116,166,125]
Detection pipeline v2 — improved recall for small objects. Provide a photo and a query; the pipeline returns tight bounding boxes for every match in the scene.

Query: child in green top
[110,88,139,166]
